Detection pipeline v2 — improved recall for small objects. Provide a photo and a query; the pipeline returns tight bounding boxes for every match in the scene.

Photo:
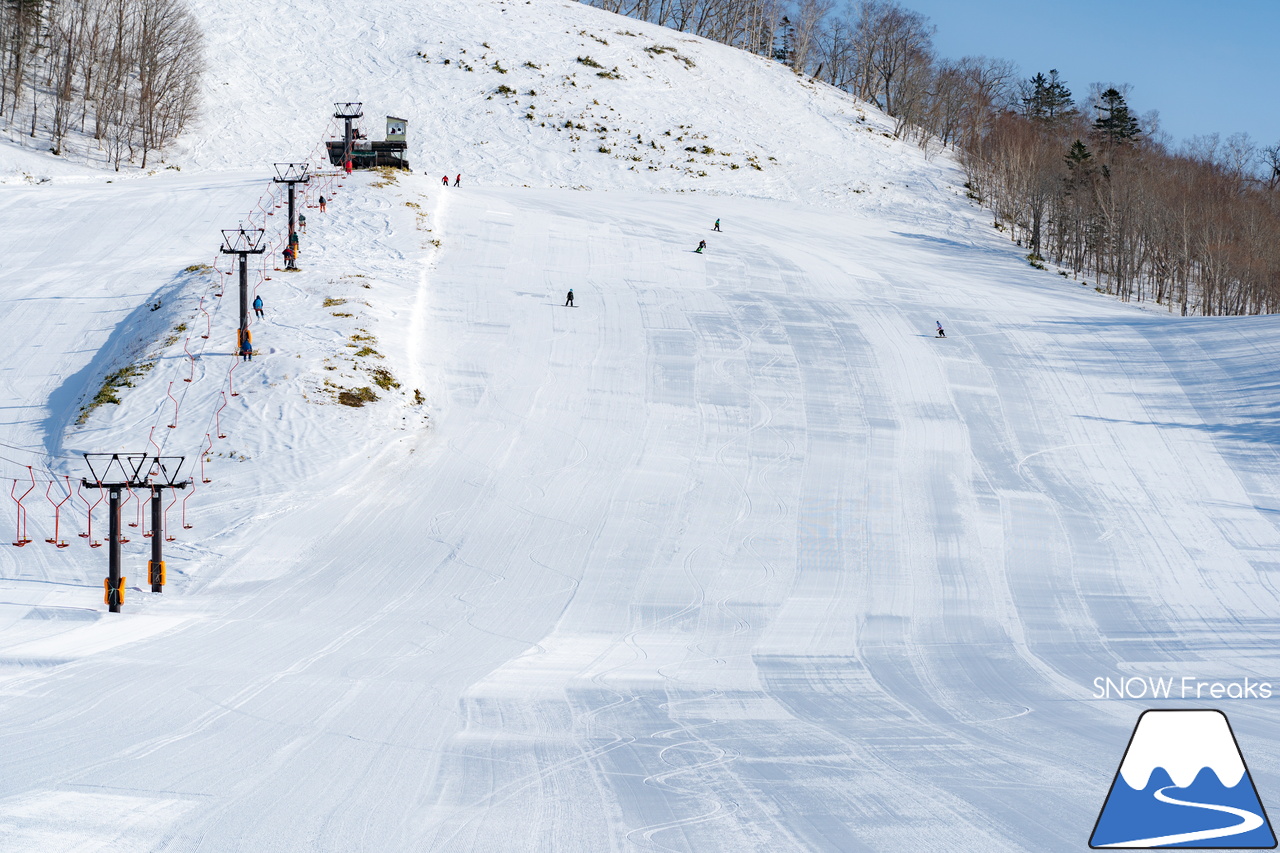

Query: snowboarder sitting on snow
[695,239,707,254]
[936,321,946,338]
[565,288,574,307]
[713,219,721,232]
[253,295,264,318]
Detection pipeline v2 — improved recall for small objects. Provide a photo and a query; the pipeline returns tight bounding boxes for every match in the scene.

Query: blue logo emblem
[1091,709,1276,848]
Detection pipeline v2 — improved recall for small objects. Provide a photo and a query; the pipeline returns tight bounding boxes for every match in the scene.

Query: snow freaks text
[1093,677,1273,700]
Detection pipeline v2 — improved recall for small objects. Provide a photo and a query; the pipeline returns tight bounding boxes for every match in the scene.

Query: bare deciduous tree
[1,0,203,169]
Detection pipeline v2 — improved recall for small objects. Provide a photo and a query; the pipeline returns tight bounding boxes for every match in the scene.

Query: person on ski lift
[240,336,253,362]
[319,195,327,213]
[936,321,946,338]
[299,213,307,233]
[253,295,264,318]
[565,288,574,307]
[283,245,296,270]
[696,239,707,253]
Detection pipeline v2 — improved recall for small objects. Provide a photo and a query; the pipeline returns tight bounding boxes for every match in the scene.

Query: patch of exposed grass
[323,297,346,307]
[337,386,378,407]
[371,166,402,187]
[77,361,154,425]
[369,368,400,391]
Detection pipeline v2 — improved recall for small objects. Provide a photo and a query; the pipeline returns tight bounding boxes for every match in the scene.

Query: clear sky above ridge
[900,0,1280,155]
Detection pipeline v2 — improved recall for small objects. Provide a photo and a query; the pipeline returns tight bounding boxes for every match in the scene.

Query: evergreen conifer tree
[773,17,795,66]
[1065,139,1093,171]
[1093,87,1141,144]
[1022,69,1077,124]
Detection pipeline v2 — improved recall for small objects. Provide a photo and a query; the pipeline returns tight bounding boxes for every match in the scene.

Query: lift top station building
[326,103,409,169]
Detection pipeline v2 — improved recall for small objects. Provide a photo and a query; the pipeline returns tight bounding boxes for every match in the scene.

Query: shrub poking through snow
[336,386,378,407]
[78,362,154,424]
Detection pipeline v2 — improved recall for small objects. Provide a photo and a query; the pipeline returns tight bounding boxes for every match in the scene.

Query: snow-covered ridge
[1119,710,1247,790]
[182,0,907,197]
[7,0,961,222]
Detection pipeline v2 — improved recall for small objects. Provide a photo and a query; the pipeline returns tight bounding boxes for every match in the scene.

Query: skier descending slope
[565,288,574,307]
[696,239,707,254]
[936,320,946,338]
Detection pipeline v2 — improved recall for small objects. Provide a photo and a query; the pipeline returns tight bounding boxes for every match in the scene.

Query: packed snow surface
[3,0,1280,851]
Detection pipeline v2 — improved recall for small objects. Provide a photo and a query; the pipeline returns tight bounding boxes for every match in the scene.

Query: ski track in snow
[3,0,1280,850]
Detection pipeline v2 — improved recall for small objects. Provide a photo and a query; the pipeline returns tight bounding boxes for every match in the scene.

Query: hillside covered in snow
[2,1,1280,851]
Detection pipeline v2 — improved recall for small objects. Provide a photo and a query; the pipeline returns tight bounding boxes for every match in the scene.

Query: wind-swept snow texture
[3,0,1280,851]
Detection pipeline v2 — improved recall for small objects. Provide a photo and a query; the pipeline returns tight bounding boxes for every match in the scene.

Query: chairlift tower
[82,454,188,611]
[273,163,310,246]
[334,102,363,166]
[220,229,267,355]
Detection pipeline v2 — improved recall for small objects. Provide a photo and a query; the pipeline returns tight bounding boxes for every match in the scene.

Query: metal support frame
[107,485,123,611]
[333,102,364,167]
[273,163,311,252]
[149,487,165,592]
[219,229,266,354]
[83,454,189,612]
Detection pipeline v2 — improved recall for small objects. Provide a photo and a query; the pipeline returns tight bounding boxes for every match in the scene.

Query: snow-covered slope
[9,0,950,218]
[2,1,1280,851]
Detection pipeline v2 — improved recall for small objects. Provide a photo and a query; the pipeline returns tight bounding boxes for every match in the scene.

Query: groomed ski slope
[2,0,1280,851]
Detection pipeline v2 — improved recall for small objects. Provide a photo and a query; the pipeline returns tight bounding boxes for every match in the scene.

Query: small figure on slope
[253,295,264,318]
[299,213,307,233]
[713,218,721,232]
[454,174,461,187]
[936,321,946,338]
[319,195,326,213]
[283,245,296,270]
[442,175,449,186]
[565,288,574,307]
[695,239,707,254]
[239,336,253,362]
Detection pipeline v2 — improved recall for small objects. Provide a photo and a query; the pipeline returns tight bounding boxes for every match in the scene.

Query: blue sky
[900,0,1280,151]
